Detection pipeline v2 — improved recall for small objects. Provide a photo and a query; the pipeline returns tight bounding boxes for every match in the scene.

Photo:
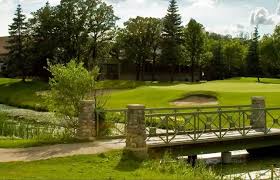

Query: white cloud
[250,1,280,26]
[250,7,274,25]
[206,24,249,37]
[276,1,280,15]
[0,0,278,36]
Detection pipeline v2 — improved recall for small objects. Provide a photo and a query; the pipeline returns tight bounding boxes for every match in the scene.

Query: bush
[46,59,99,128]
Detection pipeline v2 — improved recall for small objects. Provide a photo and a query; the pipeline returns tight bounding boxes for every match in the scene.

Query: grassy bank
[0,78,48,111]
[0,150,217,180]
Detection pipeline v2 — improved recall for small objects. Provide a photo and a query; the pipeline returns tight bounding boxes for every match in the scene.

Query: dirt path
[0,139,125,162]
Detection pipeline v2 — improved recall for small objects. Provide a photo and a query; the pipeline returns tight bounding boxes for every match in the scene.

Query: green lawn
[0,138,81,148]
[1,77,280,110]
[107,77,280,108]
[0,78,48,111]
[0,150,217,180]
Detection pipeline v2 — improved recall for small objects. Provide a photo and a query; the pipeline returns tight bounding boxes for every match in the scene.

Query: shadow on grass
[115,150,145,172]
[0,80,48,111]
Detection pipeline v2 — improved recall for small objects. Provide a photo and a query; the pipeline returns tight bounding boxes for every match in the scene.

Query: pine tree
[161,0,183,81]
[246,26,261,82]
[7,4,28,81]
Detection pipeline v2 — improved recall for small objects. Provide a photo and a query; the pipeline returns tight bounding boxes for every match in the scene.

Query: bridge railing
[94,105,253,138]
[145,107,280,144]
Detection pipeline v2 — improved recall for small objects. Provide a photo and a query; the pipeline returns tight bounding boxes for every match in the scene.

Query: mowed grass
[0,138,81,149]
[0,150,217,180]
[0,78,48,111]
[1,77,280,109]
[107,77,280,108]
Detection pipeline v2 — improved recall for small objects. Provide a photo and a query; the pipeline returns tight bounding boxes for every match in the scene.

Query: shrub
[46,59,99,128]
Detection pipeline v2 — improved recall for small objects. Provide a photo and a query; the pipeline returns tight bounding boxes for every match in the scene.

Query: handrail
[145,107,280,117]
[99,105,252,113]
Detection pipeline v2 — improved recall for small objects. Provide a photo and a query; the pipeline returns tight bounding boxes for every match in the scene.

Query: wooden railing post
[251,96,266,132]
[76,100,96,141]
[126,104,148,159]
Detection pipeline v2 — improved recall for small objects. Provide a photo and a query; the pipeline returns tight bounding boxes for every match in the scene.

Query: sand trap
[171,95,218,106]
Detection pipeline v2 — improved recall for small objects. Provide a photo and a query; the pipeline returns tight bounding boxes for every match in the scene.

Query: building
[101,62,200,82]
[0,37,9,73]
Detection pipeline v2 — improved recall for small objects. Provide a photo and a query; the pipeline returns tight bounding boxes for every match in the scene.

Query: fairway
[106,78,280,108]
[1,77,280,109]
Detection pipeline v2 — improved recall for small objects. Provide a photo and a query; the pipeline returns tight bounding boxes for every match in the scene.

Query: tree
[223,39,247,78]
[204,37,225,80]
[183,19,206,82]
[28,2,59,79]
[260,26,280,77]
[119,17,162,81]
[85,0,119,69]
[246,26,261,82]
[161,0,183,81]
[6,4,28,81]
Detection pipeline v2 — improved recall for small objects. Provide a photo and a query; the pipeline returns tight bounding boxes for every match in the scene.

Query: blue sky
[0,0,280,36]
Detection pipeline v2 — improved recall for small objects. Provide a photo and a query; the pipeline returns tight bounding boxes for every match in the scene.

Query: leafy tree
[205,39,225,80]
[161,0,183,81]
[119,16,162,81]
[183,19,206,82]
[260,26,280,77]
[85,0,119,69]
[28,2,59,79]
[47,59,99,128]
[6,4,28,81]
[223,39,247,78]
[246,26,261,82]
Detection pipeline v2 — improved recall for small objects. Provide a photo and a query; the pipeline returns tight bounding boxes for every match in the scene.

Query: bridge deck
[147,128,280,148]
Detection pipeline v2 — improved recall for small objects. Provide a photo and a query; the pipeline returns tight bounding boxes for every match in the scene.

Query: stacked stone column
[251,96,266,131]
[76,100,96,141]
[126,104,148,159]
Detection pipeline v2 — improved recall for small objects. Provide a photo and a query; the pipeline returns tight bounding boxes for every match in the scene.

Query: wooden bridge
[90,97,280,161]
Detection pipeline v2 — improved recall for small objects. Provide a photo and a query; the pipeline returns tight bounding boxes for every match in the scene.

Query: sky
[0,0,280,37]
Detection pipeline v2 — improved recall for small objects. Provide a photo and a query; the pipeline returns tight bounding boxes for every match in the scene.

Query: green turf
[2,77,280,110]
[0,138,81,148]
[0,150,217,180]
[107,77,280,108]
[0,78,48,111]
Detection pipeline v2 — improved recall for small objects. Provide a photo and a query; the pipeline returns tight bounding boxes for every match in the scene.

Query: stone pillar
[251,96,266,130]
[126,104,148,159]
[76,100,96,141]
[221,152,232,164]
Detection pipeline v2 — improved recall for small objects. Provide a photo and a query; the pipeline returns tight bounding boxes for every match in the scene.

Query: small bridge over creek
[78,96,280,162]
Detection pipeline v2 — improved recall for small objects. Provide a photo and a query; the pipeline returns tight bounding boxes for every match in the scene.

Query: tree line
[5,0,280,82]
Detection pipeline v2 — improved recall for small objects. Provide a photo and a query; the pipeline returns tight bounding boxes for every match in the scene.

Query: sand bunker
[171,95,218,106]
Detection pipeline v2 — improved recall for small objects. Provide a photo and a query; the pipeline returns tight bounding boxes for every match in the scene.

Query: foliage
[118,17,162,80]
[46,60,99,128]
[161,0,183,81]
[260,25,280,77]
[6,5,30,81]
[246,26,261,82]
[183,19,206,82]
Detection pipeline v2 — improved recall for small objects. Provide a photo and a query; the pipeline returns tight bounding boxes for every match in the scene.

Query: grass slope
[0,78,48,111]
[0,151,217,180]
